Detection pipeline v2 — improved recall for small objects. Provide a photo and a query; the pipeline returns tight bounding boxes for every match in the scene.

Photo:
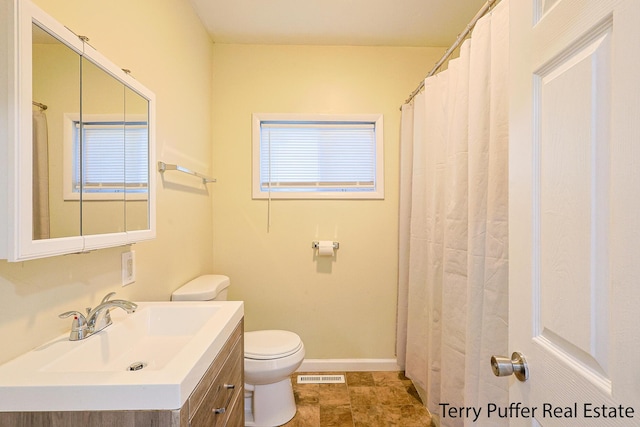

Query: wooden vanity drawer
[222,388,243,427]
[189,326,243,427]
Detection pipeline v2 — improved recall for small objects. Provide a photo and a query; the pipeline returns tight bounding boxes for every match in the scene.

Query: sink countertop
[0,301,244,411]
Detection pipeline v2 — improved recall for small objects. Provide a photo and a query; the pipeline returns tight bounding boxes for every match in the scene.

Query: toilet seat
[245,330,303,360]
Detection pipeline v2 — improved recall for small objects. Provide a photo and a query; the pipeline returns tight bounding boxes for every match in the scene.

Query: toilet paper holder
[311,241,340,250]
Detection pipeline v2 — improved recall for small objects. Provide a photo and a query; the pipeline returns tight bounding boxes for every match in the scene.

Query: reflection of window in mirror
[62,114,149,201]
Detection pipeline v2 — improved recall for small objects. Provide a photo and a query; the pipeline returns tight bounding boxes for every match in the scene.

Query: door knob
[491,352,528,382]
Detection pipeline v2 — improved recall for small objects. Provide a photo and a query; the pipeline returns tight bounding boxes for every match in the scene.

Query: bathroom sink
[43,304,223,373]
[0,301,243,411]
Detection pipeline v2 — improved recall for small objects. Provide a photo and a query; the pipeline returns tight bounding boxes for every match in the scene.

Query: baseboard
[297,358,400,372]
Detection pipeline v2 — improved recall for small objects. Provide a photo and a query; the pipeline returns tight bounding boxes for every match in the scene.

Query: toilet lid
[244,330,303,360]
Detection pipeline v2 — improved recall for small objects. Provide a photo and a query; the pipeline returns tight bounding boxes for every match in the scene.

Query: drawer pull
[213,384,236,415]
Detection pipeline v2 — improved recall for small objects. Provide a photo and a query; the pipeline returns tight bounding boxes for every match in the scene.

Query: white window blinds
[259,120,379,195]
[73,121,148,194]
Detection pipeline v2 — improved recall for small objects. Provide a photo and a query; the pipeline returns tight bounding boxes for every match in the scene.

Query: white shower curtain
[32,109,50,240]
[397,1,509,425]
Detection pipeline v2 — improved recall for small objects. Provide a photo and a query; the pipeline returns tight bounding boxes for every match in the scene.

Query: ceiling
[188,0,488,47]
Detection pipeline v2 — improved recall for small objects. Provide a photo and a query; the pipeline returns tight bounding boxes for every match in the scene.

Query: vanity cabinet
[0,320,245,427]
[188,320,244,427]
[0,0,156,261]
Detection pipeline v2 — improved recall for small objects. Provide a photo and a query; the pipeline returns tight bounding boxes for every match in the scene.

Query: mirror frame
[0,0,156,261]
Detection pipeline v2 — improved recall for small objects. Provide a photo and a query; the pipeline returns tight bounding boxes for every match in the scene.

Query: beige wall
[1,0,445,366]
[211,44,444,359]
[0,0,214,364]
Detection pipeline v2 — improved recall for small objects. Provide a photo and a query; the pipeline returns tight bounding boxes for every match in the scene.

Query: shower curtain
[32,109,50,239]
[397,1,509,426]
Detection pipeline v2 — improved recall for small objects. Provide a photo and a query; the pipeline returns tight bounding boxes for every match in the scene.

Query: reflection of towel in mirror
[33,109,50,240]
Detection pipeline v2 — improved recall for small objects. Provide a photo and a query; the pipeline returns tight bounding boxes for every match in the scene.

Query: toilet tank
[171,275,230,301]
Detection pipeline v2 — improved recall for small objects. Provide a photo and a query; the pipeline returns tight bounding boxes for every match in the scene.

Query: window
[64,114,149,200]
[252,113,384,199]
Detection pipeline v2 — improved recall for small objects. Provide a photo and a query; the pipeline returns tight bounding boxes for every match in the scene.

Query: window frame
[252,113,384,200]
[63,113,149,201]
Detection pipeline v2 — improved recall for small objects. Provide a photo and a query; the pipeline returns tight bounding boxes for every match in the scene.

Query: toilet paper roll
[318,241,334,256]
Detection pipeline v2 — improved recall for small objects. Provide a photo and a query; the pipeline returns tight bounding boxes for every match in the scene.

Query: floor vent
[297,374,345,384]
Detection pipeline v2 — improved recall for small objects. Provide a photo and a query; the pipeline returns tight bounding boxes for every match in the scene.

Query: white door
[509,0,640,426]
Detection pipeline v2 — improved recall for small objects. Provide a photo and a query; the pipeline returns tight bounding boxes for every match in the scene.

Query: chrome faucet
[59,292,137,341]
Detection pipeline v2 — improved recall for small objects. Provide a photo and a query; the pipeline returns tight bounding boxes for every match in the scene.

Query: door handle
[491,352,528,382]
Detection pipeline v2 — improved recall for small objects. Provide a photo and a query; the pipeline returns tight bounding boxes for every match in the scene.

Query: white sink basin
[0,301,243,411]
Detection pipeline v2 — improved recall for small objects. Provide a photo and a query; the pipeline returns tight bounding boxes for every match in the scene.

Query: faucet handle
[59,310,87,323]
[58,311,88,341]
[101,292,117,303]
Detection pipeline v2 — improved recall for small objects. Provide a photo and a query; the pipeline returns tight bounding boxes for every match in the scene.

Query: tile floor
[282,371,433,427]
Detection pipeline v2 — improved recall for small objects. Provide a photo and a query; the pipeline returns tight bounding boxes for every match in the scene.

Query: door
[509,0,640,426]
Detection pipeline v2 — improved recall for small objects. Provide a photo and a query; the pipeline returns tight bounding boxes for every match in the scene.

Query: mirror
[30,21,152,242]
[80,56,126,236]
[31,22,81,240]
[1,1,155,261]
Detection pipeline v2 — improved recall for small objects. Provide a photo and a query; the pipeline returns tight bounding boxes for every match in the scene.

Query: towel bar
[158,161,216,184]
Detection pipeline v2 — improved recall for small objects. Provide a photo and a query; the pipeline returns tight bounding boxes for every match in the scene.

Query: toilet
[171,275,305,427]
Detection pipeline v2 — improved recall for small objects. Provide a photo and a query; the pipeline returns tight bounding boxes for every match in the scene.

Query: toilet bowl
[244,330,305,426]
[171,275,304,427]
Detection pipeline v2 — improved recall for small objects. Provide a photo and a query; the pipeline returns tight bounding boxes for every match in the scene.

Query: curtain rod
[32,101,48,110]
[402,0,499,106]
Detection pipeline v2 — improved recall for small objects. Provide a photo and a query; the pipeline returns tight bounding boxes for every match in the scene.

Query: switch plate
[121,250,136,286]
